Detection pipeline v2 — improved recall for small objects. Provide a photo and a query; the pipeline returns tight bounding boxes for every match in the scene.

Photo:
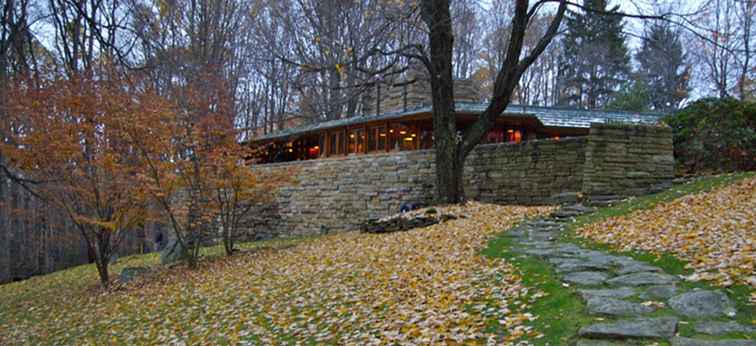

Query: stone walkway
[506,204,756,346]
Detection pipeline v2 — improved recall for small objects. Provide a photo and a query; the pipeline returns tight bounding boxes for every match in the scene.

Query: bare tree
[689,0,755,99]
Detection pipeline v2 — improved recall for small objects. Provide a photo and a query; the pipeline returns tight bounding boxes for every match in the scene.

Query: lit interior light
[411,133,416,137]
[389,129,394,133]
[507,129,514,133]
[288,149,293,153]
[399,130,407,135]
[404,137,413,141]
[379,133,387,137]
[349,134,355,138]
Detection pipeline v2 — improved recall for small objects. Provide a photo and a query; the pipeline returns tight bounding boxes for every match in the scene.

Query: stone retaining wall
[251,137,589,238]
[250,123,673,239]
[583,123,675,200]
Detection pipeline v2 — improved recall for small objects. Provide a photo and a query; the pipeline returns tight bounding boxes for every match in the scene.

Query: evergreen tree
[635,22,690,111]
[558,0,631,109]
[606,79,651,112]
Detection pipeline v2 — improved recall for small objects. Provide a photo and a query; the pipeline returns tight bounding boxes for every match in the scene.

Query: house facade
[248,76,664,164]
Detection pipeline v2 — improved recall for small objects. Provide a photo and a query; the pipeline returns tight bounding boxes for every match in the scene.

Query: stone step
[578,317,678,340]
[694,321,756,336]
[668,290,737,318]
[585,297,656,316]
[575,339,634,346]
[579,287,637,300]
[670,337,756,346]
[563,271,610,286]
[639,285,678,300]
[606,272,679,287]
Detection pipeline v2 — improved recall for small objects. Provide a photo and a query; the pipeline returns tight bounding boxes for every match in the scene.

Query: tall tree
[2,72,160,287]
[689,0,754,100]
[636,22,690,111]
[418,0,567,203]
[558,0,631,109]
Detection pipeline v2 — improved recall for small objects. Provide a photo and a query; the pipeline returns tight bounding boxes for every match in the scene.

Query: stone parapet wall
[464,138,587,204]
[583,123,675,200]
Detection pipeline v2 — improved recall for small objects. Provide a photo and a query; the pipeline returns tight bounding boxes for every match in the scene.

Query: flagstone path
[505,204,755,346]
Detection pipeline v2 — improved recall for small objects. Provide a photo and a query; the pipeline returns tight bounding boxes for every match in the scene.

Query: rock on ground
[668,290,736,318]
[564,271,609,286]
[606,272,678,287]
[578,317,678,340]
[585,297,656,316]
[119,267,150,284]
[694,321,756,335]
[670,337,756,346]
[579,287,637,300]
[640,285,678,300]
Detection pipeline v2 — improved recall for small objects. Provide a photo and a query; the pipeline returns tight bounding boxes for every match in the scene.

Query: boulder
[668,290,736,318]
[119,266,150,284]
[160,238,188,265]
[361,215,438,234]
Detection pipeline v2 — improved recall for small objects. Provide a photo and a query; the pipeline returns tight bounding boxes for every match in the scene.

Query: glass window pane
[377,127,387,151]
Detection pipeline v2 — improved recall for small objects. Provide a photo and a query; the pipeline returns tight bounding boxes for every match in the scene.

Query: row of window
[325,124,434,156]
[321,124,523,157]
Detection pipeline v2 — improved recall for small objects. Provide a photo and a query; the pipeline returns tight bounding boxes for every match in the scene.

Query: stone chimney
[361,65,480,115]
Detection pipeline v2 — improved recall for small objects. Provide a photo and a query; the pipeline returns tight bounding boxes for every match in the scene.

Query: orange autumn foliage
[1,73,171,287]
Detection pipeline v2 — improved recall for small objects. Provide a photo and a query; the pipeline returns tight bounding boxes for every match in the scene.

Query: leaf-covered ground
[577,175,756,289]
[0,202,550,345]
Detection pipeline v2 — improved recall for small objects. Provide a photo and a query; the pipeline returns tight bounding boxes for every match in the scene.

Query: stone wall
[251,137,588,238]
[249,123,674,239]
[583,123,675,201]
[464,138,587,204]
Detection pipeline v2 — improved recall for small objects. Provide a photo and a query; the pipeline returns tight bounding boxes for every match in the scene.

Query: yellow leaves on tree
[2,72,169,287]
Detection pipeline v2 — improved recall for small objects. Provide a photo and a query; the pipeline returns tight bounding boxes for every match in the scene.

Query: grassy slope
[483,172,756,345]
[0,238,304,344]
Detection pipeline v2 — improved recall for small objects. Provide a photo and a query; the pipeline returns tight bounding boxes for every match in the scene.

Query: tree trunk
[93,231,111,288]
[423,0,464,203]
[95,256,110,288]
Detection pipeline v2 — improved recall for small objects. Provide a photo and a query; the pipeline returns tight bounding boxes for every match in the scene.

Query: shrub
[664,98,756,174]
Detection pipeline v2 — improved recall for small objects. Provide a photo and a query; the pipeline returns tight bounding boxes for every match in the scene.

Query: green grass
[484,172,755,344]
[483,232,595,345]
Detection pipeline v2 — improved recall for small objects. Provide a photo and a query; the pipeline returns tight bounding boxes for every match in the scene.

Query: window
[347,128,366,154]
[506,129,522,143]
[391,123,415,151]
[368,126,387,152]
[328,131,344,156]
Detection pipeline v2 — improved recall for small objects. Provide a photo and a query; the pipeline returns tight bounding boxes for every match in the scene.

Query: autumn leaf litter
[577,176,756,289]
[0,202,552,345]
